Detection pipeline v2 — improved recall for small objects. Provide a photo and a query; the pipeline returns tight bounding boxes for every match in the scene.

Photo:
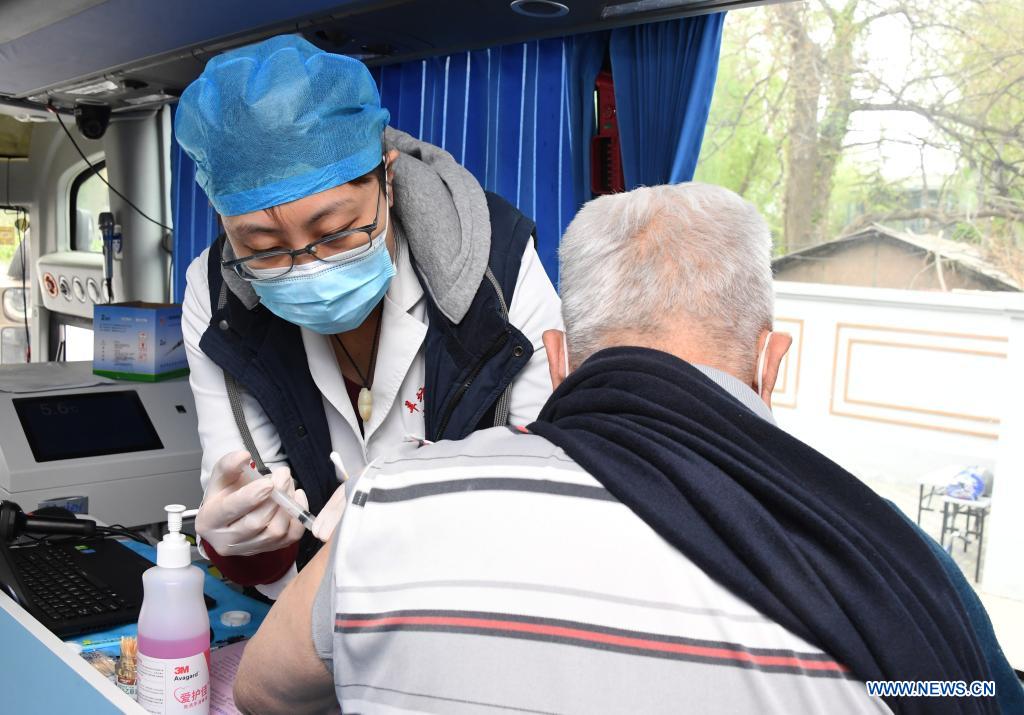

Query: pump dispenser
[157,504,193,568]
[136,505,210,715]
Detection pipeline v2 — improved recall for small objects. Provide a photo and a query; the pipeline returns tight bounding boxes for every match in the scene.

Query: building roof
[772,224,1020,291]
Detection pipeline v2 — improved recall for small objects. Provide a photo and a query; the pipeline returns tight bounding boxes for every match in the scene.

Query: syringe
[240,460,315,532]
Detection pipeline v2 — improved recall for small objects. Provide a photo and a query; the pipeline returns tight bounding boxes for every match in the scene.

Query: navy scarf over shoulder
[529,347,996,715]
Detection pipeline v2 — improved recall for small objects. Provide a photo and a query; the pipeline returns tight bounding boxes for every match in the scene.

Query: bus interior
[0,0,1021,708]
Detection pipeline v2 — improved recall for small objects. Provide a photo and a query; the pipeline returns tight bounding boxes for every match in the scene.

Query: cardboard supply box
[93,302,189,382]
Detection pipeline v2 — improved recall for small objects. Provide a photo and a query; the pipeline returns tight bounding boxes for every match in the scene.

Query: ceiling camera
[74,103,111,140]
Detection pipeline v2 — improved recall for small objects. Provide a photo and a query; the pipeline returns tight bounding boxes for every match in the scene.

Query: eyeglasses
[222,175,385,282]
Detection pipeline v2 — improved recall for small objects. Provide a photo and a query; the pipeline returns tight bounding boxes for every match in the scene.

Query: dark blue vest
[198,192,536,565]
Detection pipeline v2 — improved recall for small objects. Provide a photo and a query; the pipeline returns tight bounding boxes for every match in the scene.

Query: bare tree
[702,0,1024,264]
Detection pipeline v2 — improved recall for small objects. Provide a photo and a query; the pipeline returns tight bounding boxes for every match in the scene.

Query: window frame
[69,160,107,253]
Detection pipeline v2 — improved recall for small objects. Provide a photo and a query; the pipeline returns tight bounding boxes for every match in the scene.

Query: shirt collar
[692,364,776,425]
[385,224,424,314]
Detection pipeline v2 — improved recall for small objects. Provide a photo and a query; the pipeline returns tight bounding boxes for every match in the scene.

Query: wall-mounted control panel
[36,252,124,320]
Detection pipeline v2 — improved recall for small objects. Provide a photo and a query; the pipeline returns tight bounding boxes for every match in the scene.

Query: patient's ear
[542,329,567,392]
[759,331,793,407]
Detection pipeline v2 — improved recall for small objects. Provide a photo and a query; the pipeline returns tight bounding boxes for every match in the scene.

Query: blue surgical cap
[174,34,390,216]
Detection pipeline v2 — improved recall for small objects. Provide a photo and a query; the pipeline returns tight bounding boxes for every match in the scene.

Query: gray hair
[559,182,773,373]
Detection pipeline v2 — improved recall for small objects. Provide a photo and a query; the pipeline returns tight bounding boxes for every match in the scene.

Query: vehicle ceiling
[0,0,770,119]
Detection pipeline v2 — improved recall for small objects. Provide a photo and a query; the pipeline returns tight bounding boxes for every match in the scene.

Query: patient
[234,183,1016,715]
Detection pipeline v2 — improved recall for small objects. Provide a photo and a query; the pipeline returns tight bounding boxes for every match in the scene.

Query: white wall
[772,281,1024,598]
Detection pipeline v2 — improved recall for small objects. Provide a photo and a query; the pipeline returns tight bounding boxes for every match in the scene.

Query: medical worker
[175,35,562,594]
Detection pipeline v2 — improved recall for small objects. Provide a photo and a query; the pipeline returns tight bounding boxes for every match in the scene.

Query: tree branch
[853,101,1022,139]
[841,206,1024,235]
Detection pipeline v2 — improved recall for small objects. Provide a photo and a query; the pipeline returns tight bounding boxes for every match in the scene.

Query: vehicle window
[697,0,1022,667]
[63,324,94,361]
[0,208,24,276]
[0,208,30,365]
[70,163,109,252]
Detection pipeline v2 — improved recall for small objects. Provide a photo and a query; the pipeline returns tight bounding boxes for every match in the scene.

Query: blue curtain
[170,107,219,302]
[170,18,726,299]
[565,32,610,209]
[609,13,725,188]
[371,39,593,286]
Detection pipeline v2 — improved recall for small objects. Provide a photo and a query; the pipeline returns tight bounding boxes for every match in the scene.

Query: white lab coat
[181,237,561,514]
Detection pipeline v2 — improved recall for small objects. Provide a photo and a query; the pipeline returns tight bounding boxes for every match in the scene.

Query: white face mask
[756,331,774,400]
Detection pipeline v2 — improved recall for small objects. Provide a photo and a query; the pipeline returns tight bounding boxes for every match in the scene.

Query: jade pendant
[357,387,373,422]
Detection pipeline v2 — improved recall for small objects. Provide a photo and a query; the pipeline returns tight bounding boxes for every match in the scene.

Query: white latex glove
[195,450,309,556]
[312,482,347,543]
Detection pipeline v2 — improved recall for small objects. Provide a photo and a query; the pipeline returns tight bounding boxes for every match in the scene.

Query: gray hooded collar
[219,127,491,324]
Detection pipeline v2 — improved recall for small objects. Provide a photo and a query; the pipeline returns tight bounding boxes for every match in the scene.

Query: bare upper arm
[234,544,337,715]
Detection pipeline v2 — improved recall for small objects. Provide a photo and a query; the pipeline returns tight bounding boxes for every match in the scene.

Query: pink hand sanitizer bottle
[136,505,210,714]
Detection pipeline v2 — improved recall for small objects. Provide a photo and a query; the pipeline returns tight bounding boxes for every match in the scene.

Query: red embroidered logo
[405,385,425,414]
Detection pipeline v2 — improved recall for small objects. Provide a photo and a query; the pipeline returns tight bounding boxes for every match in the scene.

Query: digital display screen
[14,391,163,462]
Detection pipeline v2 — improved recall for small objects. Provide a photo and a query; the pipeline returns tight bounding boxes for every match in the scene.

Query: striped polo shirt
[312,421,890,715]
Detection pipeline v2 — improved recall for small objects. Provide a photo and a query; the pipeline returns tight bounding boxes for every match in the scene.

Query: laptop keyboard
[11,546,133,623]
